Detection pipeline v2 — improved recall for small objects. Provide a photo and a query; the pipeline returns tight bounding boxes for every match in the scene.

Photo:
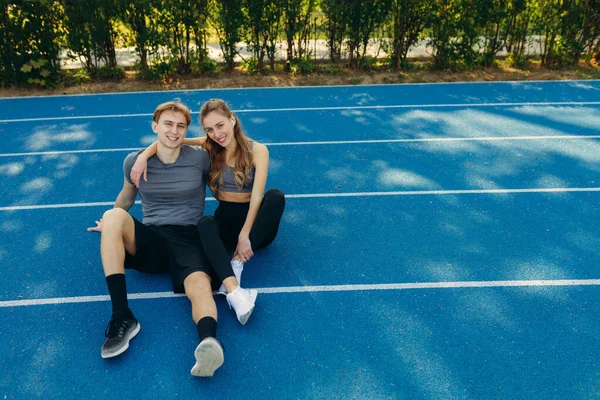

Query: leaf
[20,64,33,73]
[31,59,47,69]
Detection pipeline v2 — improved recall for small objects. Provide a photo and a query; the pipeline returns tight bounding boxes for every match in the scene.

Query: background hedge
[0,0,598,86]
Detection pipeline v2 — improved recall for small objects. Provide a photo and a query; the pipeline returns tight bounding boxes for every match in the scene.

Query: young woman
[130,99,285,295]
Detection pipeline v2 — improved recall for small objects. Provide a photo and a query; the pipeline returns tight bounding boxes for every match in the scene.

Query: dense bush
[0,0,598,87]
[0,1,62,87]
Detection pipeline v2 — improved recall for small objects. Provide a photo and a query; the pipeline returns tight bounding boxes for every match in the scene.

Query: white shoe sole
[190,337,224,377]
[101,322,141,359]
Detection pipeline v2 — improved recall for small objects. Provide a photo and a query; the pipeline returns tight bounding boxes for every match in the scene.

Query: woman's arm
[183,137,206,146]
[130,137,206,187]
[130,142,157,187]
[235,142,269,262]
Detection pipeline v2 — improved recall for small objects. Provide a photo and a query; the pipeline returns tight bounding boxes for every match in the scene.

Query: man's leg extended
[100,208,140,359]
[184,272,224,377]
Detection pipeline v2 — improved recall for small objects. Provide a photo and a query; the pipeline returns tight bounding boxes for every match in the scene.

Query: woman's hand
[87,219,103,232]
[235,234,254,263]
[130,156,148,188]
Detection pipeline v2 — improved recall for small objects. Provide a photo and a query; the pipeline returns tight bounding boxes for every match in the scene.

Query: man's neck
[156,145,181,164]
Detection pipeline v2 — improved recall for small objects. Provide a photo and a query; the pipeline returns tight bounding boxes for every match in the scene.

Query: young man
[88,101,257,377]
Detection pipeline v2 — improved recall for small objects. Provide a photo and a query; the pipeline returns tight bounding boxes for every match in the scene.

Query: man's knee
[102,208,131,230]
[184,272,213,299]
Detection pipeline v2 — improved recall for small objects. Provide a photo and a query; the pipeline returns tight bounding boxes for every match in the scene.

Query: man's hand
[130,156,148,188]
[235,235,254,263]
[87,219,103,232]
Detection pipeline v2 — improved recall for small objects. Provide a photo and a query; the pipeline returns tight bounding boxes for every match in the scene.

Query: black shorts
[124,218,218,293]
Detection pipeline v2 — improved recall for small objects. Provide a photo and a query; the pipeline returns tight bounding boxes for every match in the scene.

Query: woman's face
[202,111,235,149]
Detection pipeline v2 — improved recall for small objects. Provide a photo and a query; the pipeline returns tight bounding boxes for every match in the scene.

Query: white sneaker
[226,287,257,325]
[217,259,245,295]
[190,337,224,377]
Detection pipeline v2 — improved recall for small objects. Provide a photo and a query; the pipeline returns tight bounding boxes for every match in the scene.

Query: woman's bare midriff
[217,191,252,203]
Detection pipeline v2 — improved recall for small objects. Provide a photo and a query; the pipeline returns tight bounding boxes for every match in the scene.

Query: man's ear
[151,121,158,133]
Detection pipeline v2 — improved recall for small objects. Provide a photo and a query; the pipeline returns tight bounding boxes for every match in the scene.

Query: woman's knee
[264,188,285,211]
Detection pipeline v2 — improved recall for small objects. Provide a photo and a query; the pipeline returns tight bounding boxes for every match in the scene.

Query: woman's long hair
[200,99,253,194]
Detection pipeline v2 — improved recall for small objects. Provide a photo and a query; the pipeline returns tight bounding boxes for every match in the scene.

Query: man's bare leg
[185,272,224,377]
[100,208,140,359]
[101,208,137,276]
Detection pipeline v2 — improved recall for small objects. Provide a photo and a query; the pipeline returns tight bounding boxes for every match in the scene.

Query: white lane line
[2,187,599,212]
[1,78,598,100]
[1,101,600,123]
[0,78,598,100]
[2,135,600,158]
[0,201,139,211]
[2,279,600,308]
[0,148,141,157]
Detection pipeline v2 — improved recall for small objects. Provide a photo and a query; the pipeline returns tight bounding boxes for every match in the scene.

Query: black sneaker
[101,317,140,359]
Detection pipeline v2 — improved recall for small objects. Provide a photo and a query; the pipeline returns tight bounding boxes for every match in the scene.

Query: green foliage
[244,0,284,73]
[321,0,348,64]
[281,0,316,71]
[211,0,245,71]
[139,58,177,81]
[321,0,392,69]
[426,0,464,69]
[65,69,93,85]
[192,55,218,74]
[477,0,512,66]
[0,1,62,87]
[63,0,122,72]
[92,66,126,80]
[155,0,211,75]
[318,64,342,74]
[120,0,161,71]
[427,0,495,70]
[387,0,430,71]
[20,59,53,87]
[506,52,529,67]
[288,57,316,75]
[1,0,599,88]
[361,55,380,70]
[505,0,532,65]
[241,57,259,74]
[345,0,392,69]
[530,0,599,67]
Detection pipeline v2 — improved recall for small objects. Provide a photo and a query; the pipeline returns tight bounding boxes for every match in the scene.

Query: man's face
[152,110,188,149]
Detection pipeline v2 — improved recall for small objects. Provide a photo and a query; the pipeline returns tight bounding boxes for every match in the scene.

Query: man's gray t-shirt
[123,145,210,226]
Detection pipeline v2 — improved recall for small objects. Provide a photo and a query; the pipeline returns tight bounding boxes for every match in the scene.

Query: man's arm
[87,179,138,232]
[114,178,138,211]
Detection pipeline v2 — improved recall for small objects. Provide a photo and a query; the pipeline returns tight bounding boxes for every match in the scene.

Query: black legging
[197,189,285,282]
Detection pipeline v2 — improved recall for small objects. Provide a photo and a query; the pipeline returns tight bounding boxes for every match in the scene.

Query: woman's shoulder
[251,140,268,154]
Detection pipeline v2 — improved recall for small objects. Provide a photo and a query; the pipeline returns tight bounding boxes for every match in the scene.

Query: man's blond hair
[153,100,191,126]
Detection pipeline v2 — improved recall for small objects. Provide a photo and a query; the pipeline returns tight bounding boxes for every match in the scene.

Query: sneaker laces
[226,288,244,310]
[105,319,130,338]
[226,293,234,310]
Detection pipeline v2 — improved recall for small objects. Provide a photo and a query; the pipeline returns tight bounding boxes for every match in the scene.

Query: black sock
[106,273,133,319]
[196,317,217,342]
